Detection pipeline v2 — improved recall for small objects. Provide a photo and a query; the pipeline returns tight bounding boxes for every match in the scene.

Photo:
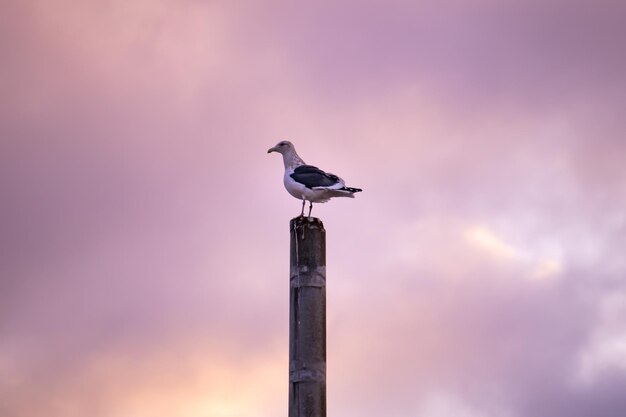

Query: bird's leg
[300,199,306,217]
[308,201,313,217]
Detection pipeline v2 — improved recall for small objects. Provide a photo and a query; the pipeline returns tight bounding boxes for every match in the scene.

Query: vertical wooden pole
[289,216,326,417]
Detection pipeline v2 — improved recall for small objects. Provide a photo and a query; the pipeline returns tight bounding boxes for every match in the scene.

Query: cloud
[465,226,520,261]
[576,292,626,385]
[2,1,626,417]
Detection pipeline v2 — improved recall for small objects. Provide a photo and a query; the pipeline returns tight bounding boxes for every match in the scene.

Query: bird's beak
[267,146,278,154]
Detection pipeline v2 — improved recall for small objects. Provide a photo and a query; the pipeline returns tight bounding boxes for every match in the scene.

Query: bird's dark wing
[290,165,340,188]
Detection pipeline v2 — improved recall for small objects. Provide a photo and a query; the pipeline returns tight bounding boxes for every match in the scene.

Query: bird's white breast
[283,170,305,199]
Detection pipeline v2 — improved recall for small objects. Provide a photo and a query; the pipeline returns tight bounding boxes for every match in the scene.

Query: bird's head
[267,140,294,155]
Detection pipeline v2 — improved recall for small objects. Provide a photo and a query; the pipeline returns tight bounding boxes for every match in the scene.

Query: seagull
[268,140,362,217]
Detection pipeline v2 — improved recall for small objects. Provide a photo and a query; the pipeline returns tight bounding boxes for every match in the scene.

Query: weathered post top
[290,216,326,267]
[289,216,326,417]
[290,215,325,233]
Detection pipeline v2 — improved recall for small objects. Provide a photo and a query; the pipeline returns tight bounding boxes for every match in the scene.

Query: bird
[267,140,362,217]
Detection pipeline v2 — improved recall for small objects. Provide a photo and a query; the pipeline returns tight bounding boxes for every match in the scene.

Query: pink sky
[2,1,626,416]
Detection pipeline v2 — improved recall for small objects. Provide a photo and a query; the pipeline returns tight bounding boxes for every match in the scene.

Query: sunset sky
[2,1,626,416]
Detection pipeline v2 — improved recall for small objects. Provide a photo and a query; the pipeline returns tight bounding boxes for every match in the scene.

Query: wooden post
[289,216,326,417]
